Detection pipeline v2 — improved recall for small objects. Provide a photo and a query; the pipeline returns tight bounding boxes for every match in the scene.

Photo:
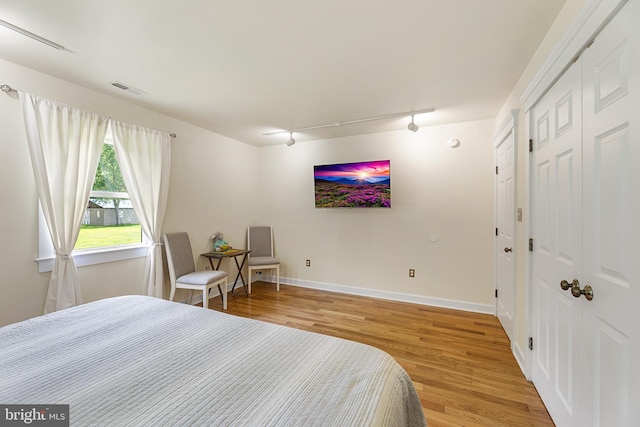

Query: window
[76,137,142,250]
[36,131,147,272]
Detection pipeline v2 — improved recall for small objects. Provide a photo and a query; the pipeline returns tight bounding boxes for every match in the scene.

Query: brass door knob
[571,284,594,301]
[560,279,593,301]
[560,279,578,291]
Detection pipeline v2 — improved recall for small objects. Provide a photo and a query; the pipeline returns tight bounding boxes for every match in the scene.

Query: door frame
[521,0,631,380]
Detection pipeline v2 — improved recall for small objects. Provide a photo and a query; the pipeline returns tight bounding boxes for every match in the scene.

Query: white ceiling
[0,1,566,146]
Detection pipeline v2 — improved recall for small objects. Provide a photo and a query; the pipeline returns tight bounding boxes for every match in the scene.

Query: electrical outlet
[409,269,415,278]
[306,259,311,267]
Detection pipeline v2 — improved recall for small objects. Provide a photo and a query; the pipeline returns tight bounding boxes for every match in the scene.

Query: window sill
[35,244,148,273]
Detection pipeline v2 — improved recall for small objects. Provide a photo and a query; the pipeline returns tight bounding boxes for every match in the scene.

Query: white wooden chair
[247,226,280,293]
[163,232,229,309]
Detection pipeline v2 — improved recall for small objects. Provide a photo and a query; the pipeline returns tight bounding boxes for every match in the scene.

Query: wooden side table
[201,249,251,295]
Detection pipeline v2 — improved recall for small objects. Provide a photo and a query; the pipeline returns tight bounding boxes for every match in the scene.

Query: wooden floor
[206,282,553,427]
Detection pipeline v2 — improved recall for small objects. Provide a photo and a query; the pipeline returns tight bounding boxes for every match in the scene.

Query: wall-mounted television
[314,160,391,208]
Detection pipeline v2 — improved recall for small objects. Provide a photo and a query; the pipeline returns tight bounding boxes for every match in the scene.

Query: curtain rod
[1,83,176,138]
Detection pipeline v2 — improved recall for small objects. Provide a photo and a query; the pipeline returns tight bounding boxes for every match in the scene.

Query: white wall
[255,119,496,310]
[162,123,259,290]
[0,58,258,326]
[0,74,48,325]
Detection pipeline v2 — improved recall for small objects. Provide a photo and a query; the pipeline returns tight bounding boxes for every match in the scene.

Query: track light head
[286,132,295,146]
[408,115,419,132]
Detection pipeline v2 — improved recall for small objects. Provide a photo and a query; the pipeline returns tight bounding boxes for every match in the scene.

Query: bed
[0,295,426,426]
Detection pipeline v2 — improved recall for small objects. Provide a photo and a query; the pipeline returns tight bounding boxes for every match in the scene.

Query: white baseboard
[182,275,494,315]
[258,275,495,315]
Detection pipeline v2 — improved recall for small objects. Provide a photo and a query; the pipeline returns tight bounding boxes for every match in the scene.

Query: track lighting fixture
[286,132,296,146]
[266,108,434,145]
[407,115,419,132]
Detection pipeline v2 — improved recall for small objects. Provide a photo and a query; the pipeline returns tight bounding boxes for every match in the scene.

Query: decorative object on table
[211,231,231,252]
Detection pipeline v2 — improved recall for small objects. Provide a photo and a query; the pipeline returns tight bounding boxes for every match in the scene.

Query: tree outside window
[75,141,142,250]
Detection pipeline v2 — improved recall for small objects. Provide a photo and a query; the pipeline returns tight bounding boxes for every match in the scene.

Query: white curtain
[19,92,108,313]
[111,121,171,298]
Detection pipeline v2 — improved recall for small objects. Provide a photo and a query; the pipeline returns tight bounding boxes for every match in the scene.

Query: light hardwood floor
[207,282,553,427]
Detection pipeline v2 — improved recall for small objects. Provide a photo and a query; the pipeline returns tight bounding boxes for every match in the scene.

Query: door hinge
[495,227,498,236]
[495,289,498,298]
[529,337,534,351]
[495,166,498,175]
[529,139,533,152]
[529,238,533,252]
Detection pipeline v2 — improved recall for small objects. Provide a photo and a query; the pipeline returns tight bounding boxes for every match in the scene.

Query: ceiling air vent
[110,80,147,96]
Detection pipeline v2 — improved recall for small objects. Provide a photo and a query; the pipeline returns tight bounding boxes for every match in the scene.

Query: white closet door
[530,59,585,426]
[581,1,640,425]
[496,128,516,340]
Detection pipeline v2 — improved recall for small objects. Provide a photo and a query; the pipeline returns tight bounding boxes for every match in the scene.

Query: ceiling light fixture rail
[262,108,435,137]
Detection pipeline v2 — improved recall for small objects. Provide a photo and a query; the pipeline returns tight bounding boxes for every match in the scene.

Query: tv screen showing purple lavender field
[314,160,391,208]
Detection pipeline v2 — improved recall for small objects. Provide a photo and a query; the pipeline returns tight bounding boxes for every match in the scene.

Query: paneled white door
[581,1,640,424]
[531,58,584,427]
[530,1,639,425]
[495,127,516,341]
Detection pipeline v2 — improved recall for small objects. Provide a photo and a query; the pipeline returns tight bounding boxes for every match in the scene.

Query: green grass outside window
[75,224,142,250]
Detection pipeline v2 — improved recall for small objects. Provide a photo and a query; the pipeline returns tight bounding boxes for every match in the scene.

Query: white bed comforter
[0,296,426,426]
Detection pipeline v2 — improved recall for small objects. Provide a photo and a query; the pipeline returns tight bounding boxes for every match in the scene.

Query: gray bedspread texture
[0,295,426,426]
